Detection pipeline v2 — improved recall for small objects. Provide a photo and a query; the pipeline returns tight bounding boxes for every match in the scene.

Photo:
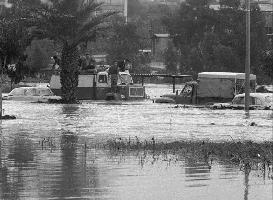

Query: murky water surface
[0,84,272,200]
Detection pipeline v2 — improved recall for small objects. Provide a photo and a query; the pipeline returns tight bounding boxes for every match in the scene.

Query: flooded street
[0,84,272,200]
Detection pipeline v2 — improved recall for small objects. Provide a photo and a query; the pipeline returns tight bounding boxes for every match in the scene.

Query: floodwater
[0,84,272,200]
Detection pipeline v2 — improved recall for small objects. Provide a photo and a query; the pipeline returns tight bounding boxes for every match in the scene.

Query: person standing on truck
[124,59,132,73]
[109,61,119,93]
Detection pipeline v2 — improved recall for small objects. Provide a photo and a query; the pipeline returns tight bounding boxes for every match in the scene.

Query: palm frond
[78,10,116,36]
[73,24,109,46]
[34,0,117,49]
[76,0,103,23]
[52,0,81,15]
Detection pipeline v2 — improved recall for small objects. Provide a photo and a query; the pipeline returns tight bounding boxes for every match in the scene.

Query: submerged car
[2,87,61,102]
[231,93,273,109]
[212,93,273,109]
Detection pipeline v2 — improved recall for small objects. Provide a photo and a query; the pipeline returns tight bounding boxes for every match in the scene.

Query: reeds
[104,136,273,172]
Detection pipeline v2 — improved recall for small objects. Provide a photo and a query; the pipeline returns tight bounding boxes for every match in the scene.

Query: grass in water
[103,137,273,173]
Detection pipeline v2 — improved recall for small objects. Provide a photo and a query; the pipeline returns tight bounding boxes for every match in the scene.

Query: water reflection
[8,134,34,164]
[1,133,36,199]
[184,155,211,187]
[0,95,272,199]
[0,139,272,200]
[61,104,80,117]
[45,132,105,199]
[52,132,80,198]
[244,167,250,200]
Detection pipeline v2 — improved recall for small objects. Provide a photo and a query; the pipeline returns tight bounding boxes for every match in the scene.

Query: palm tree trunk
[60,43,79,103]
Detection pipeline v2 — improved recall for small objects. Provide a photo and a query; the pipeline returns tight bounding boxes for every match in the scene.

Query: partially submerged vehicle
[211,93,273,110]
[2,87,61,102]
[231,93,273,109]
[154,72,257,105]
[256,85,273,93]
[49,70,145,100]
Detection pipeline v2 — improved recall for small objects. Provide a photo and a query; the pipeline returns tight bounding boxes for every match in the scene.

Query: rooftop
[198,72,257,80]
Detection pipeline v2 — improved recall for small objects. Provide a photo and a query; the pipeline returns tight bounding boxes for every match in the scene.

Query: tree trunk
[60,43,79,103]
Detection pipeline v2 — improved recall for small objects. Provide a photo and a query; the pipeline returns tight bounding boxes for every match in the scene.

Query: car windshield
[9,88,27,96]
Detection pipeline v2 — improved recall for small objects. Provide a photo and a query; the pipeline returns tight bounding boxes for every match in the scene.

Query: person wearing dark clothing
[108,61,118,74]
[53,55,60,70]
[109,61,119,92]
[117,60,125,72]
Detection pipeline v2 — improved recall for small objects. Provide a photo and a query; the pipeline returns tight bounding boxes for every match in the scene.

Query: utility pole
[0,60,2,119]
[124,0,128,23]
[0,4,3,120]
[0,1,12,119]
[245,0,251,118]
[270,0,273,43]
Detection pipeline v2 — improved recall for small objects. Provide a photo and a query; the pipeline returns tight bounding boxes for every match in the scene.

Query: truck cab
[115,72,145,100]
[155,72,257,105]
[159,81,198,104]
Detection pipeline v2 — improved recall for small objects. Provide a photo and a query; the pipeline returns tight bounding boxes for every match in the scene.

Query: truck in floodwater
[154,72,257,104]
[49,70,145,101]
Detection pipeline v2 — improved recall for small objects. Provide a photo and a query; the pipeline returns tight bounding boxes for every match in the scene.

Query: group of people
[51,53,132,78]
[51,53,97,72]
[78,53,96,71]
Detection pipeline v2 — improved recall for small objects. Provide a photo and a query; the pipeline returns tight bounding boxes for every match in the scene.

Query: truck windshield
[98,74,107,83]
[181,84,193,95]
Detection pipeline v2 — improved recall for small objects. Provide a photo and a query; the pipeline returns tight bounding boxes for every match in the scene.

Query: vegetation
[261,50,273,83]
[103,136,273,173]
[0,0,38,85]
[164,41,178,73]
[36,0,115,103]
[162,0,270,80]
[106,19,141,64]
[25,39,55,73]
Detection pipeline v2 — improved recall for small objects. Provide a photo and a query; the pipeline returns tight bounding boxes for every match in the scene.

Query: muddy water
[0,84,272,200]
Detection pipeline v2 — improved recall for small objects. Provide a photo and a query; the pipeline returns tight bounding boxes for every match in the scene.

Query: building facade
[96,0,126,13]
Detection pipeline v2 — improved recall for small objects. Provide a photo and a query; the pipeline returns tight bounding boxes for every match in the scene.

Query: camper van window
[98,74,107,83]
[251,97,256,105]
[265,96,273,103]
[255,98,262,105]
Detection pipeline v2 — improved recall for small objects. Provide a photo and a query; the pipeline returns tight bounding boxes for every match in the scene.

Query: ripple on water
[0,85,272,200]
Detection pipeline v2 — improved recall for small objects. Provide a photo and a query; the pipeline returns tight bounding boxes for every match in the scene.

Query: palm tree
[37,0,115,103]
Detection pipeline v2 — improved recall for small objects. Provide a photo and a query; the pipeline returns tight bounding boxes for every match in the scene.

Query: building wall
[152,34,170,62]
[96,0,125,12]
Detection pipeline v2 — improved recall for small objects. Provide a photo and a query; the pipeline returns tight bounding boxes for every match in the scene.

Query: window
[255,97,262,105]
[250,97,256,105]
[98,75,107,83]
[232,96,244,104]
[265,96,273,104]
[25,88,38,96]
[9,88,24,96]
[181,85,193,95]
[39,88,53,96]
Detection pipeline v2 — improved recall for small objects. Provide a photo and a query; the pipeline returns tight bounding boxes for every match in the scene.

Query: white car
[2,87,61,102]
[211,93,273,109]
[231,93,273,109]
